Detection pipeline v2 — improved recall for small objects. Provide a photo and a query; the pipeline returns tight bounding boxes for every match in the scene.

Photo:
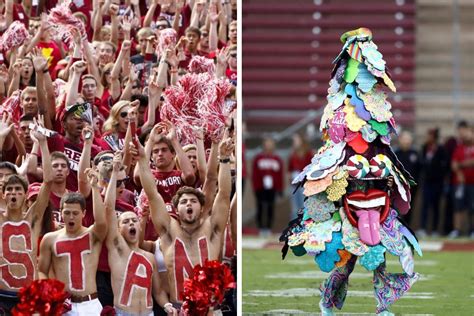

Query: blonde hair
[101,63,114,88]
[102,100,130,133]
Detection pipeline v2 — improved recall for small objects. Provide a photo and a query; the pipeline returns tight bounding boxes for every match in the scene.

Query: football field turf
[242,243,474,315]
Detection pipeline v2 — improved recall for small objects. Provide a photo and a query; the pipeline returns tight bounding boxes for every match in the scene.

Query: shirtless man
[0,122,53,314]
[38,170,107,315]
[105,154,176,315]
[138,135,233,307]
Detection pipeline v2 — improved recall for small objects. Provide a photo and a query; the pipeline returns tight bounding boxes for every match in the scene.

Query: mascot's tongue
[355,209,381,245]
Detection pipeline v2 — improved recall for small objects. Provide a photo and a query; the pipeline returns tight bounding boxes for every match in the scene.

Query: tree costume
[280,28,422,315]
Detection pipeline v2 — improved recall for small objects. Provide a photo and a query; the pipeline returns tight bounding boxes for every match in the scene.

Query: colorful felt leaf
[343,58,360,83]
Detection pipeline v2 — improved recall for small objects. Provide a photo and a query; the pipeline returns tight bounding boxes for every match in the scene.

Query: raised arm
[136,135,171,235]
[28,116,53,224]
[78,126,94,198]
[32,48,56,123]
[32,49,52,128]
[210,137,233,233]
[142,69,163,132]
[193,126,207,184]
[202,140,219,214]
[143,0,159,28]
[82,39,101,90]
[230,193,236,249]
[164,121,196,185]
[110,40,131,101]
[208,3,219,52]
[172,0,185,34]
[7,59,21,97]
[38,234,53,279]
[66,60,87,107]
[104,154,120,247]
[0,113,14,161]
[89,168,107,241]
[109,4,120,46]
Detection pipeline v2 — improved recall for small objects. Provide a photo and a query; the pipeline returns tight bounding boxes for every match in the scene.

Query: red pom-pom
[12,279,68,316]
[0,90,22,123]
[181,260,235,316]
[0,21,29,51]
[188,56,215,75]
[156,28,177,56]
[100,306,116,316]
[161,73,232,144]
[47,0,87,46]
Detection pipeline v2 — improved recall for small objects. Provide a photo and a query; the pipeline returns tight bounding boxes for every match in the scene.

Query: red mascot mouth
[343,189,390,246]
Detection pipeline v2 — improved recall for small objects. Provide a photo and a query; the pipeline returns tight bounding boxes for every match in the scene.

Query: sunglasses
[119,112,128,118]
[116,177,129,187]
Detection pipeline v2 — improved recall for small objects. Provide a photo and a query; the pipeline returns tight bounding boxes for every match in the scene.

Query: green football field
[242,245,474,315]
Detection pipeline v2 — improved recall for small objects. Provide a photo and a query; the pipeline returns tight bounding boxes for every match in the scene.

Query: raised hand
[191,125,204,141]
[12,59,23,76]
[31,48,48,72]
[29,115,47,143]
[209,3,219,23]
[121,39,132,52]
[161,120,177,141]
[72,60,87,75]
[109,4,120,16]
[219,137,234,158]
[112,152,122,173]
[148,68,161,97]
[0,64,8,82]
[0,112,14,139]
[82,125,94,143]
[217,47,228,67]
[121,16,132,33]
[128,100,139,123]
[70,27,82,47]
[86,168,100,188]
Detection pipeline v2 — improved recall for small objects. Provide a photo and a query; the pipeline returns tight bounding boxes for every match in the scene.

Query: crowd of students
[0,0,238,315]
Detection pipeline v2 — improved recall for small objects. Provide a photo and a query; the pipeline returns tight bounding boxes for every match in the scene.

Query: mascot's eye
[346,155,370,179]
[369,154,392,178]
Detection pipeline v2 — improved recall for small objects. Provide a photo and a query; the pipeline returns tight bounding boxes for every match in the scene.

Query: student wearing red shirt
[252,137,283,236]
[449,121,474,238]
[133,121,195,241]
[288,133,313,219]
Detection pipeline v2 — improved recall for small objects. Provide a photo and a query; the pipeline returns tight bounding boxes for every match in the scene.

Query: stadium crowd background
[242,0,474,239]
[0,0,238,314]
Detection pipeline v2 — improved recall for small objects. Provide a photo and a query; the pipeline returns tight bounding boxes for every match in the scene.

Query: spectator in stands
[288,133,313,220]
[252,136,283,237]
[0,0,238,312]
[394,130,420,226]
[443,135,459,235]
[417,128,449,238]
[449,121,474,238]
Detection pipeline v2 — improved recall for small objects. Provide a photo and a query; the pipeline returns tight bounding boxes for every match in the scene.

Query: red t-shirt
[288,151,313,173]
[37,41,63,75]
[451,143,474,185]
[252,152,284,192]
[48,134,101,192]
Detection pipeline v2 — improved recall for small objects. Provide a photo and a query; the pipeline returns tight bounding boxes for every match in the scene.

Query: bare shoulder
[41,230,61,246]
[138,249,155,263]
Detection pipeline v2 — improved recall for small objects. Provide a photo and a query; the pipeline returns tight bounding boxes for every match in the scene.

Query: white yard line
[285,259,437,266]
[244,288,434,299]
[264,270,434,281]
[243,238,444,252]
